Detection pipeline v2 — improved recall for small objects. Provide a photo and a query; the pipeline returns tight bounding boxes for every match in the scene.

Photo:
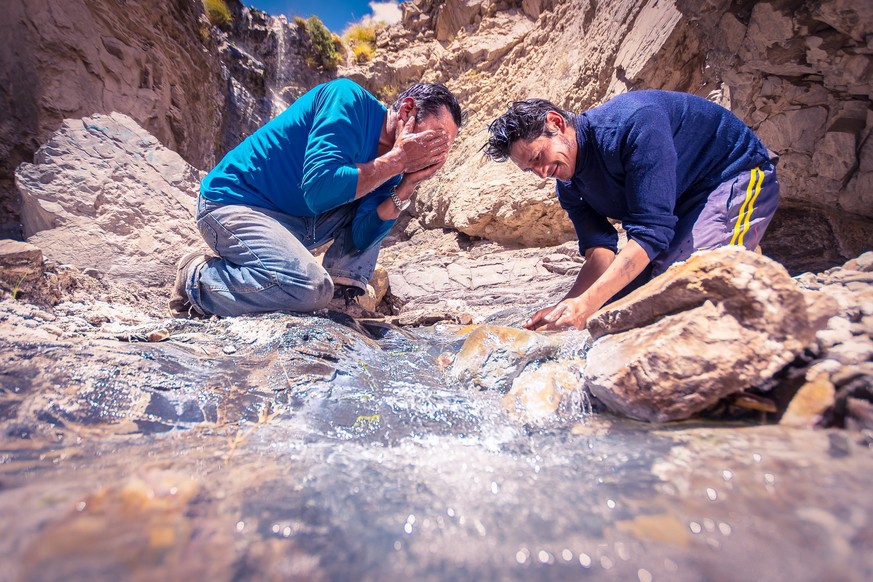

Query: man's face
[508,112,576,182]
[412,106,459,169]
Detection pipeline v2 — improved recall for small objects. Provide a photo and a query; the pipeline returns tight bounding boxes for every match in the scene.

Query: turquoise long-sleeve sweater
[200,78,400,250]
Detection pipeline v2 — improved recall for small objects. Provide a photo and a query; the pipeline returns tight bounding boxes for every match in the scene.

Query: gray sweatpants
[651,159,780,276]
[617,159,780,299]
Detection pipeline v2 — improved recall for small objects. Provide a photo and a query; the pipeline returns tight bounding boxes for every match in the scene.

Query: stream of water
[1,318,871,581]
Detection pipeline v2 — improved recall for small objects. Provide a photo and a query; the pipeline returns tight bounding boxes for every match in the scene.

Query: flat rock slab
[15,113,205,287]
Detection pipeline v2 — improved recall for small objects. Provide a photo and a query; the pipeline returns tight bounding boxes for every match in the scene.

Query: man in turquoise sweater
[170,79,462,318]
[485,91,779,331]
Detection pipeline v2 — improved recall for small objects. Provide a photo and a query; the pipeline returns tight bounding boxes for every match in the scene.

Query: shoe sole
[168,252,209,318]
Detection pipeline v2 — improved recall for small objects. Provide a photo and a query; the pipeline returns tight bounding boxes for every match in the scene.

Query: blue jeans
[185,196,381,316]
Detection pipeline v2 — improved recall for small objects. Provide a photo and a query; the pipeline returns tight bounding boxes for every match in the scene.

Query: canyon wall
[344,0,873,272]
[2,0,870,273]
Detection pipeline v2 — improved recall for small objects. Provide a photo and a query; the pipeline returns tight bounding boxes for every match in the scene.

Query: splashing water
[1,316,871,580]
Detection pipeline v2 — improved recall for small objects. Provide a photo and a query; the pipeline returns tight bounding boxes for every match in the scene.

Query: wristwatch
[390,188,411,211]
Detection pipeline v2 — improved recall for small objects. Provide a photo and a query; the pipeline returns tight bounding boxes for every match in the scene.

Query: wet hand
[403,153,448,185]
[523,305,558,331]
[393,116,450,174]
[526,297,593,331]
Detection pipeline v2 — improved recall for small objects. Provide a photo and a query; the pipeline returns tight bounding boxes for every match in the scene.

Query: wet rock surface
[2,233,873,580]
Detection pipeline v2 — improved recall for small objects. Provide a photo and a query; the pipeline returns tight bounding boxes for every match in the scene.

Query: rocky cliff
[0,0,331,240]
[0,0,226,238]
[2,0,871,273]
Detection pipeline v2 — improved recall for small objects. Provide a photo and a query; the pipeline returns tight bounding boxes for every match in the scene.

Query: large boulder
[584,247,838,422]
[0,0,226,236]
[15,113,205,287]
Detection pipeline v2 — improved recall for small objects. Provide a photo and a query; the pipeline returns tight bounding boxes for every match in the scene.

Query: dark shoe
[168,252,209,318]
[325,284,380,319]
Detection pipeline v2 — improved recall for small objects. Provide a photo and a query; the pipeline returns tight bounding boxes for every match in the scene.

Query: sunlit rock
[584,248,837,422]
[449,324,575,392]
[15,113,207,287]
[781,360,839,429]
[502,358,586,424]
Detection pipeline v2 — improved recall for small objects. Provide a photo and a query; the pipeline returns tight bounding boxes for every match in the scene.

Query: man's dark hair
[484,99,575,162]
[392,83,465,129]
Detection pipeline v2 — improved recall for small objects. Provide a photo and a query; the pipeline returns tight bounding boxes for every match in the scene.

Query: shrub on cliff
[203,0,232,29]
[304,16,343,70]
[345,23,378,63]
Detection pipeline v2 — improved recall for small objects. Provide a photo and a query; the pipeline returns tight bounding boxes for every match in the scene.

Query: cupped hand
[403,153,448,186]
[393,116,449,174]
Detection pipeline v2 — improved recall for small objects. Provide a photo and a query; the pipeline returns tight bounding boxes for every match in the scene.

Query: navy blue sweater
[557,90,770,259]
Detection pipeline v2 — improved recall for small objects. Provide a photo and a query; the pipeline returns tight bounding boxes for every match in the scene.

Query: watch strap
[390,188,411,211]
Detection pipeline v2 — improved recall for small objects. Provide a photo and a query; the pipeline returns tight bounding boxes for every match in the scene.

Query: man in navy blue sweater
[485,91,780,331]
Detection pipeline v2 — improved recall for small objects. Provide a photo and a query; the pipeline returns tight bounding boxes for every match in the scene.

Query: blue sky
[245,1,403,33]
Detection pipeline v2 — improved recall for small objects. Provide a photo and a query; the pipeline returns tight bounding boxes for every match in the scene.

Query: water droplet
[406,514,416,525]
[236,521,245,532]
[706,488,718,501]
[491,481,499,494]
[394,540,402,551]
[689,521,702,534]
[718,522,732,536]
[638,568,653,582]
[764,473,776,485]
[76,501,86,512]
[579,553,592,568]
[752,453,762,463]
[169,487,178,495]
[282,526,291,537]
[722,469,733,481]
[601,555,614,570]
[516,548,530,564]
[447,507,455,517]
[615,542,629,560]
[606,499,616,509]
[703,518,716,532]
[562,549,573,561]
[271,524,280,534]
[404,523,413,534]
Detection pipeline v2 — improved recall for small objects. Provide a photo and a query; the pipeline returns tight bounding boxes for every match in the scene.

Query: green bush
[305,16,342,70]
[203,0,232,29]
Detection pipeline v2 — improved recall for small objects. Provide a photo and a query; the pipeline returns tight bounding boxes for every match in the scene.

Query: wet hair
[483,99,575,162]
[392,83,465,129]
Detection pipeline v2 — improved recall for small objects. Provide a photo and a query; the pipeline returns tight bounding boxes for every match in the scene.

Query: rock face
[219,4,335,148]
[0,0,329,240]
[14,113,205,286]
[6,0,870,274]
[346,0,873,273]
[0,0,226,237]
[584,247,837,422]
